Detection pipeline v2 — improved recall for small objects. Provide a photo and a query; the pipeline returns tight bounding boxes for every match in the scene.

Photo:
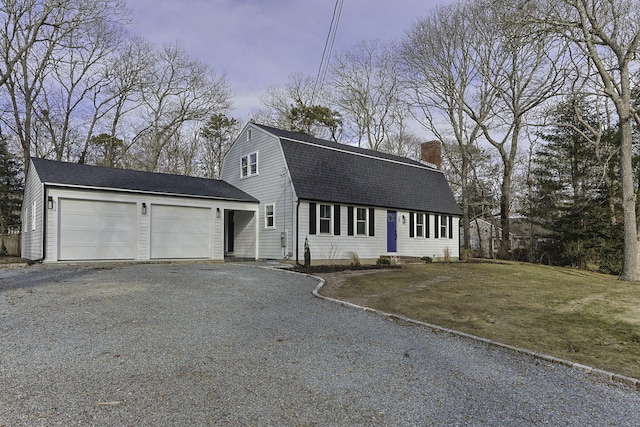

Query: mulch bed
[292,264,402,274]
[0,256,28,265]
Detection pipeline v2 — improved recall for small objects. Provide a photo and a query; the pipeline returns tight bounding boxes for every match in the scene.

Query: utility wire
[312,0,343,104]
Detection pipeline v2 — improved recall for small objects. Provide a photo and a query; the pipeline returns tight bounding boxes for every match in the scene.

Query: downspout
[34,185,47,264]
[295,199,300,265]
[42,188,47,261]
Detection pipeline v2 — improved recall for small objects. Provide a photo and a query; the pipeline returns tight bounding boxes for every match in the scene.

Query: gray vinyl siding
[231,210,256,258]
[222,124,296,259]
[21,161,44,260]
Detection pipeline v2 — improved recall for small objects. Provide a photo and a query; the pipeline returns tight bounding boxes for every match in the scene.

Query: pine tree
[0,138,23,255]
[528,96,623,274]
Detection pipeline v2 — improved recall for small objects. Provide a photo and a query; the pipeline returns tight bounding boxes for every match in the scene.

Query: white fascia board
[43,182,258,203]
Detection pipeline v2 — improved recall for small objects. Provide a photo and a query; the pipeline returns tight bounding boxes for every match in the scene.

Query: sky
[128,0,453,121]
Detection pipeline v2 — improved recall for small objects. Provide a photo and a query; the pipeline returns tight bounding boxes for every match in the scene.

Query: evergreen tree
[528,96,623,274]
[200,114,240,179]
[0,138,23,255]
[286,100,343,142]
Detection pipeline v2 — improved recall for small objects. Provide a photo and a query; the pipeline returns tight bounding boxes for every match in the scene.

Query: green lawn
[318,261,640,380]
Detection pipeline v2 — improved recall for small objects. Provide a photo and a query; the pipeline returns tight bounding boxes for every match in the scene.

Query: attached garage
[21,158,259,263]
[150,205,211,259]
[58,199,136,261]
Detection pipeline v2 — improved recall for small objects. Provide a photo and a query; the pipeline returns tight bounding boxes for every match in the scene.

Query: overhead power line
[312,0,343,104]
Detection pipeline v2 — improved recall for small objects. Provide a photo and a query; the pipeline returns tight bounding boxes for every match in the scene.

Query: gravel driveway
[1,262,639,426]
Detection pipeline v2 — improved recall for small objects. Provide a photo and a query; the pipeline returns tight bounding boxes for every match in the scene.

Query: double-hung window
[440,215,448,238]
[319,204,332,234]
[356,208,367,235]
[265,204,275,228]
[241,152,258,177]
[416,213,424,237]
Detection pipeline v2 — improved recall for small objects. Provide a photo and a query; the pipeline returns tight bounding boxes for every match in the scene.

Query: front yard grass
[318,261,640,380]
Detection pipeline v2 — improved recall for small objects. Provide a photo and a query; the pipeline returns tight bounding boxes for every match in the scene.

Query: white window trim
[415,213,424,238]
[318,204,333,235]
[356,207,368,236]
[265,203,275,229]
[440,215,448,239]
[240,151,258,178]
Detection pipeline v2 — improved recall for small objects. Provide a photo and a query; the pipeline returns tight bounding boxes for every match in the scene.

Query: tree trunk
[498,160,512,259]
[618,115,639,281]
[461,153,471,250]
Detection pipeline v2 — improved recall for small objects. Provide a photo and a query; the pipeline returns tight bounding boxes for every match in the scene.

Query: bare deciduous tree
[253,72,340,140]
[400,2,489,251]
[0,0,130,170]
[467,0,568,258]
[329,39,405,151]
[128,42,231,173]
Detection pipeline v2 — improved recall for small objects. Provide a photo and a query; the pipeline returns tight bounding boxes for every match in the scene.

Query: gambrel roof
[254,124,462,216]
[30,157,258,203]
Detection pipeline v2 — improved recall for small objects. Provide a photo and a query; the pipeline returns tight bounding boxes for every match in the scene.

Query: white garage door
[150,205,211,259]
[58,199,136,261]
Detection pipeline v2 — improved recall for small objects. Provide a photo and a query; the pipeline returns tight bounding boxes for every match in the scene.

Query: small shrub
[443,247,451,263]
[345,251,361,269]
[326,243,339,267]
[390,256,406,268]
[421,256,433,264]
[376,257,391,266]
[460,248,473,262]
[304,237,311,268]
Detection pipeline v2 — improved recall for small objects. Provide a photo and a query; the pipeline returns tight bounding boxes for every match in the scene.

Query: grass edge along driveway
[318,261,640,380]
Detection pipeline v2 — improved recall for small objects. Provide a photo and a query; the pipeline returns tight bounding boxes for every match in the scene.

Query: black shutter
[347,206,354,236]
[334,205,341,235]
[425,214,430,238]
[368,208,375,236]
[309,203,316,235]
[409,212,414,238]
[449,216,453,239]
[434,215,439,238]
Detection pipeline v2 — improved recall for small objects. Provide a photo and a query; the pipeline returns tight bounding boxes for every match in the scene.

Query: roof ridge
[252,123,437,171]
[31,157,225,183]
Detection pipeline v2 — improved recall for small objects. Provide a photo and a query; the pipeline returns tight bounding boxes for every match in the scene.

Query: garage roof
[31,158,258,202]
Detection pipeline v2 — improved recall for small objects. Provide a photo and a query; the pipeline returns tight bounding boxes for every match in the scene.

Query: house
[21,158,258,262]
[460,217,551,261]
[461,217,501,259]
[21,124,462,264]
[220,123,462,263]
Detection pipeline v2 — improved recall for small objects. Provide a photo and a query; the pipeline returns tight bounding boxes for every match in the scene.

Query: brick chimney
[421,140,442,170]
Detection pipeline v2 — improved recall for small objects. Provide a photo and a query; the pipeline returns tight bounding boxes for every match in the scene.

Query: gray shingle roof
[254,124,462,215]
[31,157,258,203]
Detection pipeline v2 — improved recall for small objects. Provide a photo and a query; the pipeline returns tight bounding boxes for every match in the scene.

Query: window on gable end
[250,152,257,174]
[241,152,258,177]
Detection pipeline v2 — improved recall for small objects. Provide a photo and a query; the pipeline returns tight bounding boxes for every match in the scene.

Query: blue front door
[387,210,397,252]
